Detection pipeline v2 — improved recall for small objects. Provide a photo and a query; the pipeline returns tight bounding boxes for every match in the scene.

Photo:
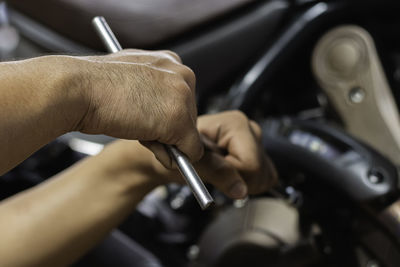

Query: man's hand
[196,111,278,197]
[103,111,278,199]
[68,49,203,167]
[0,50,202,174]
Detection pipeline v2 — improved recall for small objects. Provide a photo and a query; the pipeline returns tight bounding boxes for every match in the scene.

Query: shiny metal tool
[92,16,214,210]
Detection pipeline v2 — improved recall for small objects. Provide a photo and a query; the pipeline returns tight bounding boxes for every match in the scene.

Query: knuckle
[180,66,196,87]
[223,110,248,125]
[173,81,193,103]
[213,159,233,174]
[230,110,248,121]
[250,119,261,130]
[180,65,195,78]
[193,152,203,163]
[248,161,262,173]
[153,57,170,67]
[166,104,188,126]
[160,50,182,63]
[249,179,268,194]
[192,142,204,162]
[242,157,261,173]
[160,125,179,145]
[250,120,263,140]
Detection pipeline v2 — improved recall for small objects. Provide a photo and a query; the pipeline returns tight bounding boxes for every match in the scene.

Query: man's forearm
[0,50,205,173]
[0,151,156,267]
[0,56,86,174]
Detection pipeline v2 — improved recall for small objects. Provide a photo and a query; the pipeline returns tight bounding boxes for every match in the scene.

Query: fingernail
[229,182,248,199]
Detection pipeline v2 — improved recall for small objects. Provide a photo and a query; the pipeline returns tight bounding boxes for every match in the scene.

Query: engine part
[312,25,400,165]
[191,198,319,267]
[261,118,398,204]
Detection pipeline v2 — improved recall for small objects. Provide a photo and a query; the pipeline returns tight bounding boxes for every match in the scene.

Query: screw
[349,87,365,103]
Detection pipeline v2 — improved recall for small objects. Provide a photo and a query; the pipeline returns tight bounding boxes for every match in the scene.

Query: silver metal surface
[92,16,122,53]
[92,16,214,210]
[169,146,213,209]
[349,87,365,104]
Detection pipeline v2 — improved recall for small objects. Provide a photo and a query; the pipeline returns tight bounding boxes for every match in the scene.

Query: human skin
[0,111,277,267]
[0,49,203,174]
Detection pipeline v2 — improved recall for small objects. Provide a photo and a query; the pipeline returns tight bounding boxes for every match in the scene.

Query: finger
[175,126,204,163]
[224,137,276,195]
[155,60,196,93]
[249,120,262,141]
[248,121,279,192]
[201,134,226,155]
[196,151,248,199]
[221,119,273,194]
[177,65,196,94]
[239,157,278,195]
[197,111,278,195]
[150,147,248,199]
[222,127,261,173]
[198,112,266,192]
[139,141,175,169]
[158,50,183,64]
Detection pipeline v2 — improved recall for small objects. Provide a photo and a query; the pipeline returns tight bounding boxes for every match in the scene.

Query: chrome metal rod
[168,146,213,209]
[93,16,122,53]
[92,16,214,210]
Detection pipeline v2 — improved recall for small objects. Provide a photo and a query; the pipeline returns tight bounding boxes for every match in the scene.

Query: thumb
[196,151,248,199]
[139,141,175,169]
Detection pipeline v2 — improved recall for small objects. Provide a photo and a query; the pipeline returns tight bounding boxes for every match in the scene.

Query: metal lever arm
[313,25,400,165]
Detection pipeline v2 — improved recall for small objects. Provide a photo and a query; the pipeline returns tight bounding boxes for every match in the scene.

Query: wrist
[33,55,91,134]
[94,141,162,195]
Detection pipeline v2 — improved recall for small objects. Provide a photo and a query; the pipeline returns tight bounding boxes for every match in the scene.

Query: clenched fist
[68,49,204,167]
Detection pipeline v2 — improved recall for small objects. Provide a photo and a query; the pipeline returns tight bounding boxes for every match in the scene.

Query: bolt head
[349,87,365,103]
[368,169,384,184]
